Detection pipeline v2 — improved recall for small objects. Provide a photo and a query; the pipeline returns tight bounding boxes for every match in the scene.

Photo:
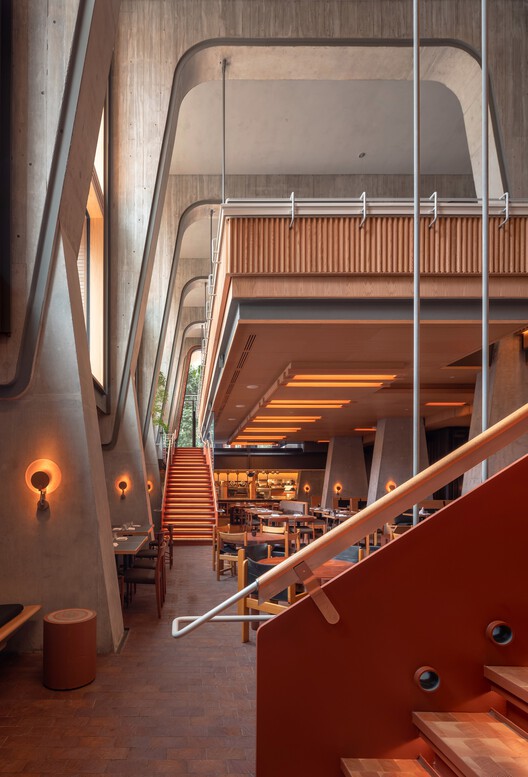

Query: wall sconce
[386,480,397,493]
[118,480,128,499]
[147,480,153,493]
[25,459,61,516]
[334,483,342,495]
[303,484,311,494]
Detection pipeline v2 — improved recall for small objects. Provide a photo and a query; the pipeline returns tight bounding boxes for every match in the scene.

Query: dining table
[112,534,149,556]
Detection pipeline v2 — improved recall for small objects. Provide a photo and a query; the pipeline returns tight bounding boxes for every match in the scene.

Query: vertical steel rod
[221,59,227,203]
[481,0,489,481]
[412,0,421,526]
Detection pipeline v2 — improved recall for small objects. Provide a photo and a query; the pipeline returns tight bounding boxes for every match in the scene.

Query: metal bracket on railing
[289,191,295,229]
[428,191,438,228]
[499,192,510,228]
[359,191,367,228]
[293,561,340,625]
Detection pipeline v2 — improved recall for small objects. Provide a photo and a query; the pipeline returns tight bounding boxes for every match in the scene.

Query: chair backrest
[218,531,246,548]
[244,543,271,561]
[263,524,287,535]
[246,557,289,602]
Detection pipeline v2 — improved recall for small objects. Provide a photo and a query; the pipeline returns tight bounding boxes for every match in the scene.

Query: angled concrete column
[463,334,528,493]
[367,418,429,505]
[321,437,368,509]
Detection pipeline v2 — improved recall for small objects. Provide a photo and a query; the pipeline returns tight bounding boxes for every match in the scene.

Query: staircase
[161,447,216,544]
[342,669,528,776]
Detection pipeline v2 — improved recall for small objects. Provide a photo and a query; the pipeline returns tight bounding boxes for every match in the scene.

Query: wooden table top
[113,534,149,555]
[259,557,354,581]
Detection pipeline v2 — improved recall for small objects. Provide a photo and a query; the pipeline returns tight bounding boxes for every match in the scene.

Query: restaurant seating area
[0,546,257,776]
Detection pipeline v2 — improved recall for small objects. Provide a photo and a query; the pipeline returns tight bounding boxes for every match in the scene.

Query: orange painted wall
[256,454,528,777]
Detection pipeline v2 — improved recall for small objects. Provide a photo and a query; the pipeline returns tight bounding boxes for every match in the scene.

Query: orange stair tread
[341,759,431,776]
[484,667,528,705]
[412,711,528,777]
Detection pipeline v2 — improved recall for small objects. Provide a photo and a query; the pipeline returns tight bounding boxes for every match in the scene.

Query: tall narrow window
[77,111,106,390]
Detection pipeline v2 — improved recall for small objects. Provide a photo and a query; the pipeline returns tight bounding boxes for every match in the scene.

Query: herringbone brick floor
[0,546,256,776]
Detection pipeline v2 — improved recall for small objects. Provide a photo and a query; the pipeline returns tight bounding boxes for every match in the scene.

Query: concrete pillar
[321,437,368,509]
[367,418,429,505]
[463,334,528,493]
[298,470,325,507]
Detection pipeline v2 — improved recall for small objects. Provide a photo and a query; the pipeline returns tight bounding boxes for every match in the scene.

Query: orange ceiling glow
[253,416,321,422]
[244,427,301,432]
[291,374,396,381]
[285,381,383,388]
[425,402,467,407]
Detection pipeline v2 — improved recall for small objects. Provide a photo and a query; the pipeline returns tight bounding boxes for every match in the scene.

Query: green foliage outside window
[177,364,202,448]
[152,371,169,433]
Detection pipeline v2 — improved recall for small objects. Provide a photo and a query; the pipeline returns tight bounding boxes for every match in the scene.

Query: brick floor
[0,546,257,776]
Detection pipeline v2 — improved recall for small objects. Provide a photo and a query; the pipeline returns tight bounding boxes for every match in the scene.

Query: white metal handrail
[172,400,528,637]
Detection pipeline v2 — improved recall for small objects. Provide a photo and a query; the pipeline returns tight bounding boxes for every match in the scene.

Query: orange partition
[256,454,528,777]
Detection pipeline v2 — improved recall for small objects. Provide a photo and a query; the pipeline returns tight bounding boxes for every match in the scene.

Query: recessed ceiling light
[235,404,245,408]
[291,374,395,381]
[358,151,366,158]
[246,384,259,389]
[354,427,377,432]
[425,402,467,407]
[245,427,301,433]
[268,399,351,405]
[286,381,382,388]
[254,416,321,422]
[227,417,236,421]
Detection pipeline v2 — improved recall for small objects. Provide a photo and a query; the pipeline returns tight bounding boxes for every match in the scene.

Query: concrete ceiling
[172,79,471,176]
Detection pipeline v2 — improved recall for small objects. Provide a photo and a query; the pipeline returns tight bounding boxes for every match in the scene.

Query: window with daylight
[77,111,107,389]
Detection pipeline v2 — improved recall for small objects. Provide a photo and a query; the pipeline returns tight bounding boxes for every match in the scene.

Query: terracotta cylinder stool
[43,608,97,690]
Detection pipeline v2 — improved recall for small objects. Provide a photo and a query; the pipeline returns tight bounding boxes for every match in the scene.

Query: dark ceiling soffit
[214,451,328,470]
[235,298,528,322]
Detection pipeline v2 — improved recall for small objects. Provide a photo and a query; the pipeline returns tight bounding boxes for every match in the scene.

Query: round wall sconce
[386,480,397,493]
[414,666,440,692]
[303,484,311,494]
[334,483,342,495]
[486,620,513,645]
[118,481,128,499]
[25,459,62,515]
[147,480,153,493]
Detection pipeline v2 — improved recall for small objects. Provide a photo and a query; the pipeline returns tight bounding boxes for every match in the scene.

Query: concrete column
[463,334,528,493]
[367,418,429,505]
[321,437,368,509]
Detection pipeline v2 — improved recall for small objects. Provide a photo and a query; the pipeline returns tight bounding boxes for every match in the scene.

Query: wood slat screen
[225,216,528,276]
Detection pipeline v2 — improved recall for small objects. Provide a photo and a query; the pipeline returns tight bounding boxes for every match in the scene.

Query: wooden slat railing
[257,401,528,602]
[226,215,528,276]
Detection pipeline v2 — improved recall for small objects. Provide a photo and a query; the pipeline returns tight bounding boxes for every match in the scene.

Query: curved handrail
[257,401,528,602]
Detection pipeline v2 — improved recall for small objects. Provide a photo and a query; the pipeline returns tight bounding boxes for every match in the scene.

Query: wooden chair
[124,537,167,618]
[216,530,246,580]
[212,522,230,571]
[136,527,173,570]
[237,549,304,643]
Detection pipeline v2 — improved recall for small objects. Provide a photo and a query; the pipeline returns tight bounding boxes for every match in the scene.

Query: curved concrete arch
[141,199,219,444]
[168,323,205,432]
[156,278,207,439]
[171,343,202,441]
[174,39,505,196]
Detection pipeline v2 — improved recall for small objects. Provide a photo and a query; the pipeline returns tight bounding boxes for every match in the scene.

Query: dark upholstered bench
[0,604,41,650]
